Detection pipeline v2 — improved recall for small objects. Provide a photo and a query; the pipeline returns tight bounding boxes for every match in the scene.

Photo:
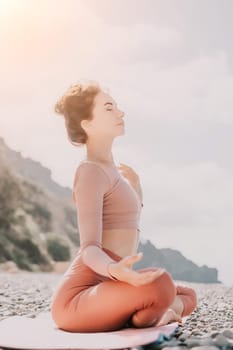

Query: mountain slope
[134,240,220,283]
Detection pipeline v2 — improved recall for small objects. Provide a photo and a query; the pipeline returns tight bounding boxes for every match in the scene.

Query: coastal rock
[0,261,19,273]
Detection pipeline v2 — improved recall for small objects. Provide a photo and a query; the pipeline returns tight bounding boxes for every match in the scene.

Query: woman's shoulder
[78,159,106,168]
[73,160,110,185]
[75,160,119,187]
[76,160,109,174]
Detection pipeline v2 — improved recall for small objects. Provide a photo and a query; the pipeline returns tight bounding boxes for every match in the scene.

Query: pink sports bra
[72,160,143,251]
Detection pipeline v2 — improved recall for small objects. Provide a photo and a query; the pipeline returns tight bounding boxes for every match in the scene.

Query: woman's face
[82,90,125,138]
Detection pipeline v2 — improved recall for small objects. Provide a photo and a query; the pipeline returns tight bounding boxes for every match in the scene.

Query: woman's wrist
[107,262,118,280]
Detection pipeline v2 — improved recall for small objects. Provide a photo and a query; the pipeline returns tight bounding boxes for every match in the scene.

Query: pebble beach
[0,272,232,350]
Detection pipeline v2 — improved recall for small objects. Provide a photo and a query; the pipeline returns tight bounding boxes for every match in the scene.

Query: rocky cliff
[134,240,220,283]
[0,137,79,272]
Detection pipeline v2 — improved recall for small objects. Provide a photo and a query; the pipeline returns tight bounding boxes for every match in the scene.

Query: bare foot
[156,308,183,327]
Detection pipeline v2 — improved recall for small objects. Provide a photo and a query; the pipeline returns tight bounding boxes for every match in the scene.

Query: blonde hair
[54,81,101,146]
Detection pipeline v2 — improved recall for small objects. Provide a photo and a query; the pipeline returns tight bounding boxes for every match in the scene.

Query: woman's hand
[108,252,165,286]
[117,163,143,203]
[117,163,140,186]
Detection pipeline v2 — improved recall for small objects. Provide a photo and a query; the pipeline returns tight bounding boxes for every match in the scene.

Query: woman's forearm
[81,245,117,279]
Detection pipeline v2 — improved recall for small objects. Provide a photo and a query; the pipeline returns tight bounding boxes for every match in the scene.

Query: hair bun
[53,81,101,146]
[54,97,66,115]
[54,84,83,116]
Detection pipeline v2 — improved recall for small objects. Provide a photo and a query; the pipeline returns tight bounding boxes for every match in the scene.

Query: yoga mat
[0,312,188,349]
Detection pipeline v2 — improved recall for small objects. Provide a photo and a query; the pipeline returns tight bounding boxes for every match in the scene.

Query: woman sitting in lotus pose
[50,81,197,332]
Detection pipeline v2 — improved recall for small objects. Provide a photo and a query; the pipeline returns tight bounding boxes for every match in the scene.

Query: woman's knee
[176,286,197,316]
[152,271,176,308]
[184,287,197,315]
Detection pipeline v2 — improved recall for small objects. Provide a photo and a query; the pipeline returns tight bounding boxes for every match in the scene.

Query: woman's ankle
[169,295,184,316]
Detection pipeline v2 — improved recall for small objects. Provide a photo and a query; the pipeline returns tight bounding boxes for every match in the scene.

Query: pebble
[0,273,233,350]
[213,334,230,347]
[191,347,219,350]
[222,330,233,339]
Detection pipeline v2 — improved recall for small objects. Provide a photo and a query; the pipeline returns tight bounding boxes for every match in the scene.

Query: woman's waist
[102,228,140,258]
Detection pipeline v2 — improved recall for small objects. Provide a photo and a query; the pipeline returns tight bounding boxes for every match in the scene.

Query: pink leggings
[50,248,197,332]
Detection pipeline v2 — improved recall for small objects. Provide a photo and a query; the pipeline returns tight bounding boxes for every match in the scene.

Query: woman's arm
[81,245,117,279]
[73,162,117,279]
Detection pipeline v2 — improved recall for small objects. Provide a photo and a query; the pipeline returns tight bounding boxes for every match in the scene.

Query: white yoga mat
[0,312,187,349]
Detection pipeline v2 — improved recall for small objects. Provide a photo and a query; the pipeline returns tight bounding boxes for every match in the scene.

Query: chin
[116,130,125,136]
[113,127,125,138]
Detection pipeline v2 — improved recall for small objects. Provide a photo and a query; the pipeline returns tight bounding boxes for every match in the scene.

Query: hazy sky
[0,0,233,286]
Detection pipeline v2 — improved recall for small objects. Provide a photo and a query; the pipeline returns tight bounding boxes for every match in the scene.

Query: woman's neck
[85,152,114,164]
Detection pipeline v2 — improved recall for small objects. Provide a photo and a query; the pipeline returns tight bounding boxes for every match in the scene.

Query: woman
[50,81,197,332]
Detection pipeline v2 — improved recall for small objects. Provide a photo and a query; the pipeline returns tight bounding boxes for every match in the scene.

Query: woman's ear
[81,119,90,132]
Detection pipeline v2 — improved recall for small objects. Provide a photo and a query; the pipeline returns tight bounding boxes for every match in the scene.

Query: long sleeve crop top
[72,160,143,278]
